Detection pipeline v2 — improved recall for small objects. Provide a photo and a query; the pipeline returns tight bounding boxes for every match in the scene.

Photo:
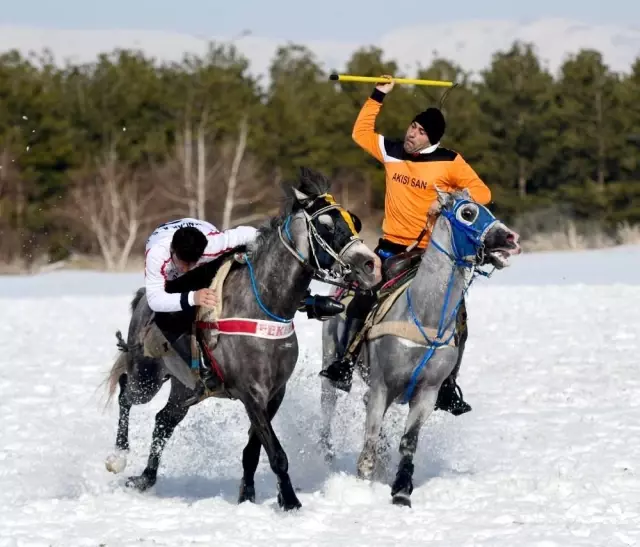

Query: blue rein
[238,215,297,324]
[401,201,494,404]
[244,252,291,323]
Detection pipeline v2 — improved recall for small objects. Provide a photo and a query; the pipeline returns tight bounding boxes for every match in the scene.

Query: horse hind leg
[391,386,438,508]
[125,379,190,492]
[105,344,135,474]
[105,350,166,475]
[105,372,132,474]
[238,386,287,504]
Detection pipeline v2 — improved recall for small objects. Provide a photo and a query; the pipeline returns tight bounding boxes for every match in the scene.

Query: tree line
[0,40,639,270]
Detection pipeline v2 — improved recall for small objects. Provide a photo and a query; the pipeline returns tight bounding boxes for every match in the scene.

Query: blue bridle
[402,198,497,404]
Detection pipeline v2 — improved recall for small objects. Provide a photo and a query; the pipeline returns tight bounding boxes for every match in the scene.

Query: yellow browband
[320,193,359,236]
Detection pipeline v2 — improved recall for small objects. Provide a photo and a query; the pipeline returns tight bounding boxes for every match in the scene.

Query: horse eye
[458,205,478,223]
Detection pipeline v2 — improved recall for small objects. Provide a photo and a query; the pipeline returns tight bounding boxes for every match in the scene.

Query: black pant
[344,238,408,321]
[157,246,244,344]
[154,308,195,344]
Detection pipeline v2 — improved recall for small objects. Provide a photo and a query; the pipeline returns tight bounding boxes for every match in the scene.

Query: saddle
[332,248,457,353]
[382,249,424,283]
[160,249,247,401]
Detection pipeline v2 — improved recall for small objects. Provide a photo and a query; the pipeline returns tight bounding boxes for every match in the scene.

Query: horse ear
[293,187,311,202]
[460,188,472,200]
[347,210,362,233]
[434,185,449,206]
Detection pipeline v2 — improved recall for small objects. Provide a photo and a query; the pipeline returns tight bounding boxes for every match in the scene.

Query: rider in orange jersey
[320,75,492,416]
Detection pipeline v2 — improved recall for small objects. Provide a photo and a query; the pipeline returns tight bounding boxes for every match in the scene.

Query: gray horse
[320,187,522,507]
[104,167,382,511]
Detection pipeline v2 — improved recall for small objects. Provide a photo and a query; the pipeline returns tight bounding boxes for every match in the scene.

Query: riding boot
[435,297,472,416]
[435,375,472,416]
[319,317,364,393]
[143,323,197,390]
[181,337,223,407]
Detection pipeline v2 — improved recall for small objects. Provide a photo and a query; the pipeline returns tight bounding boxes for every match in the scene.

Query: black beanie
[413,107,445,144]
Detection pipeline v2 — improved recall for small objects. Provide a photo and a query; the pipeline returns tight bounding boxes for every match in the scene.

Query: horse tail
[130,287,145,313]
[100,290,144,409]
[105,330,131,406]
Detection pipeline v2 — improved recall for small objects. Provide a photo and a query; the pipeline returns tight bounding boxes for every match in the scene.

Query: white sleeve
[201,225,258,260]
[144,246,193,313]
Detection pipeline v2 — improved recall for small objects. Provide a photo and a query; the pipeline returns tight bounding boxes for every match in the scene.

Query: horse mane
[247,167,332,260]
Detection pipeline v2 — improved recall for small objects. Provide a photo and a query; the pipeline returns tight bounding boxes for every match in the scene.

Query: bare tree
[160,109,213,219]
[66,144,155,271]
[221,114,248,229]
[158,114,276,229]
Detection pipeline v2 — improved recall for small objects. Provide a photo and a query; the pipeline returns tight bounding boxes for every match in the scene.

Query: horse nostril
[364,260,374,273]
[506,232,515,242]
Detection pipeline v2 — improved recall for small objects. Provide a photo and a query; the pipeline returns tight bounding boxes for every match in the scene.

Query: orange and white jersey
[352,89,492,248]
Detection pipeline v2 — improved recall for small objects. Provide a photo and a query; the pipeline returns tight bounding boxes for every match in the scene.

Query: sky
[2,0,638,43]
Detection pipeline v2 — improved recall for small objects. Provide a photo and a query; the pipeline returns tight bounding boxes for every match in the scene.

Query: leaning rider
[143,218,258,402]
[319,75,492,416]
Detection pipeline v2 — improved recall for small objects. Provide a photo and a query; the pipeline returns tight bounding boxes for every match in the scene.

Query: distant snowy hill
[1,18,639,83]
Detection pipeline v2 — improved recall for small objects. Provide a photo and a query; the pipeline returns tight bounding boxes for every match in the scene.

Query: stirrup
[319,357,354,392]
[436,380,472,416]
[182,372,221,407]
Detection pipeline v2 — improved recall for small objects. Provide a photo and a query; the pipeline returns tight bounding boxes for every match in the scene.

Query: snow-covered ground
[1,246,639,546]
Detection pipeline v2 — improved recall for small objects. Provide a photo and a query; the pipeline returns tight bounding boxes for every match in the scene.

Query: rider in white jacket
[143,218,257,404]
[144,218,257,313]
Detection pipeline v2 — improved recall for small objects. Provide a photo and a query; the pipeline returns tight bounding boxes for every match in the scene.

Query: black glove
[298,291,345,320]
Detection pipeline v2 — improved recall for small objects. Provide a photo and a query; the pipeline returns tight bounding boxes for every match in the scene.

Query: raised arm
[352,90,386,162]
[352,77,395,162]
[449,154,492,205]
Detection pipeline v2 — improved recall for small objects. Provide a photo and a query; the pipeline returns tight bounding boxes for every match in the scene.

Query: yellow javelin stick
[329,73,454,87]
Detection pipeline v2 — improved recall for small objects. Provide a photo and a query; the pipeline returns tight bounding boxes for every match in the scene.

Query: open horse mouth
[484,224,522,269]
[486,247,520,268]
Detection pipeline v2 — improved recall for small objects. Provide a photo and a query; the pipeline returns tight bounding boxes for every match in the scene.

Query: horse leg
[319,378,338,463]
[105,373,132,474]
[319,319,341,462]
[356,381,389,481]
[105,353,166,474]
[374,422,393,482]
[126,379,190,492]
[238,386,286,504]
[242,394,301,511]
[391,387,438,508]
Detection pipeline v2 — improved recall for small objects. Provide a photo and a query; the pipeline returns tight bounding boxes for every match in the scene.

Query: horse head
[280,167,382,289]
[430,187,522,270]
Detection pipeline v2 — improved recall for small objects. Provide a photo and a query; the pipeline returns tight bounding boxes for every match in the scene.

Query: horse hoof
[356,462,374,481]
[392,493,412,508]
[323,449,335,465]
[238,480,256,504]
[125,473,155,492]
[277,492,302,511]
[319,439,335,464]
[105,450,128,474]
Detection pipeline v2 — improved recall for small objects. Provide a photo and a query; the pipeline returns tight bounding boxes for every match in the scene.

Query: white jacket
[144,218,257,313]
